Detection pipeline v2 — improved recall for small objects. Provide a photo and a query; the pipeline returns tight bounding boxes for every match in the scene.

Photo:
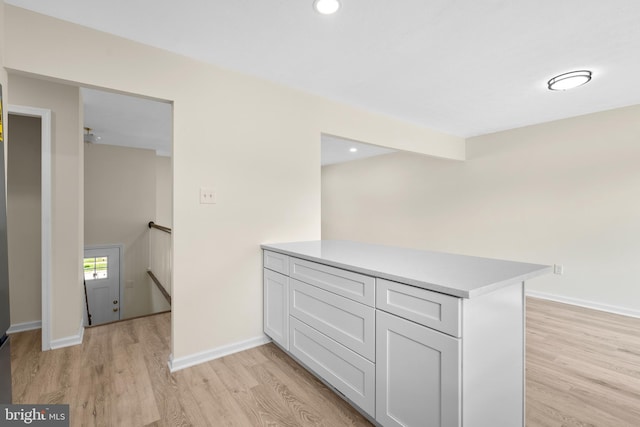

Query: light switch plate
[200,187,217,204]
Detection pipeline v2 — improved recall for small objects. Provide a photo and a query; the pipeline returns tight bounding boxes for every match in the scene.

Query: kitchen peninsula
[261,240,551,427]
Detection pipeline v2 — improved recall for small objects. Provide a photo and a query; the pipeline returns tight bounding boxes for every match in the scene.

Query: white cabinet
[289,257,375,306]
[290,279,375,361]
[264,250,289,275]
[262,245,536,427]
[263,268,289,350]
[377,278,461,337]
[376,310,461,427]
[289,317,375,415]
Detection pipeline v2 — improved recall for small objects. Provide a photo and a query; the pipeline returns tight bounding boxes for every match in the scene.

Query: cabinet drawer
[290,279,375,362]
[377,278,461,337]
[263,250,289,275]
[289,257,375,306]
[289,317,375,417]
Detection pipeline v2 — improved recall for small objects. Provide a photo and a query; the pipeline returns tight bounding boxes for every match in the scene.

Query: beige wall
[151,155,172,299]
[155,155,172,226]
[1,1,7,191]
[322,105,640,314]
[151,155,172,310]
[0,2,6,134]
[7,73,84,340]
[3,5,462,360]
[7,114,40,324]
[85,143,159,319]
[148,220,171,314]
[0,2,6,339]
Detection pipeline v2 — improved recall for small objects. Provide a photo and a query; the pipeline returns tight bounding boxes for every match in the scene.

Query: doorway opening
[320,133,396,240]
[7,106,52,351]
[7,76,173,351]
[82,87,172,324]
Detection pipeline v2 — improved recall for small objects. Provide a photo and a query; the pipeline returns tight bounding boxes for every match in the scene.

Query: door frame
[8,105,53,351]
[84,244,124,324]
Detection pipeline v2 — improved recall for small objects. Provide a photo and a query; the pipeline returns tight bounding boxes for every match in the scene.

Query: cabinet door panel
[290,317,375,416]
[263,269,289,350]
[376,311,461,427]
[290,279,375,361]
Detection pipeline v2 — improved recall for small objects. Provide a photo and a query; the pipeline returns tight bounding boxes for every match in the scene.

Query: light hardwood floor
[10,313,371,426]
[526,297,640,427]
[9,298,640,426]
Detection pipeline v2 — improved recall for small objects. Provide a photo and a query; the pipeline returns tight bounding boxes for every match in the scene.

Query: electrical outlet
[553,264,563,275]
[200,187,217,204]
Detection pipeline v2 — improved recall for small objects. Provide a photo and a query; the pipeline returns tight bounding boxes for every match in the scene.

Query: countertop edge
[261,243,552,299]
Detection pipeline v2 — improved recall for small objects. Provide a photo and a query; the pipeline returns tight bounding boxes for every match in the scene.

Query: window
[84,256,108,280]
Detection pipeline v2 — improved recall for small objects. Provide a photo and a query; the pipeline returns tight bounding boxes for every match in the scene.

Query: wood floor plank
[249,361,327,427]
[110,342,159,426]
[9,330,43,403]
[174,364,254,427]
[9,298,640,426]
[526,297,640,427]
[209,356,298,427]
[256,344,373,426]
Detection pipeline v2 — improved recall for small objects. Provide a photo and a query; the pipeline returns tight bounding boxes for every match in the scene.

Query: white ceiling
[82,88,172,156]
[7,0,640,149]
[322,135,395,166]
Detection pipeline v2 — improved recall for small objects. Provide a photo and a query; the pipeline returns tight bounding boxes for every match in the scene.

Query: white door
[84,246,120,325]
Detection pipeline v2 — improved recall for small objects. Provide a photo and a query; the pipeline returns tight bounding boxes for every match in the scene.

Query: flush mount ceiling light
[349,147,358,153]
[83,127,101,144]
[547,70,592,91]
[314,0,341,15]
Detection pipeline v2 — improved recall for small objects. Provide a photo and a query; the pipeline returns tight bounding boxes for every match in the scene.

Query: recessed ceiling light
[314,0,341,15]
[547,70,592,91]
[349,147,358,153]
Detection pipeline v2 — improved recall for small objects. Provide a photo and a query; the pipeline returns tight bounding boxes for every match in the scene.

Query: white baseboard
[50,319,85,350]
[526,290,640,319]
[168,335,272,373]
[7,320,42,334]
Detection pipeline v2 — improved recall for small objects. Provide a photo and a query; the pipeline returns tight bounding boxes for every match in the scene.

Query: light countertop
[261,240,551,298]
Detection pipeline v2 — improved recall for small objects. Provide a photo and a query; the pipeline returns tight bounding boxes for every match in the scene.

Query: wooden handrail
[83,279,92,326]
[147,270,171,306]
[148,221,172,234]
